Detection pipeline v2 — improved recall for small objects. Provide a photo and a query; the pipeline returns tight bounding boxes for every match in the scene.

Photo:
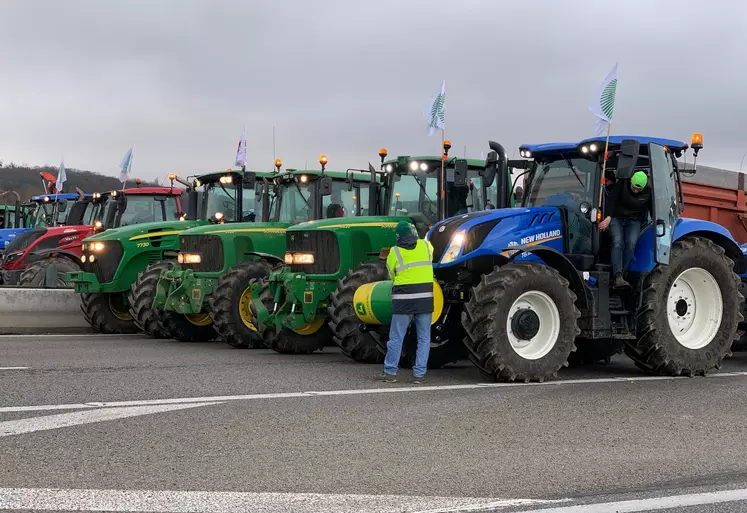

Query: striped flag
[589,63,618,136]
[119,145,134,183]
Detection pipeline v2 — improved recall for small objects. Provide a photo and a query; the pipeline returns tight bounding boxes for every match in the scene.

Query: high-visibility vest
[386,239,434,314]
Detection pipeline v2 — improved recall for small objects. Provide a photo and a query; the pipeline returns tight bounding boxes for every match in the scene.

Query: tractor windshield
[524,155,597,209]
[203,182,255,222]
[30,200,68,227]
[118,195,180,227]
[275,180,313,223]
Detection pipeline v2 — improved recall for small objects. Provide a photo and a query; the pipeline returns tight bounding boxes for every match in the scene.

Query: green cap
[395,220,414,239]
[631,171,648,190]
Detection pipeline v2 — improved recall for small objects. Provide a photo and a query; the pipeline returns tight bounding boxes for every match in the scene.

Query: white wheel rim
[667,267,722,350]
[506,290,560,360]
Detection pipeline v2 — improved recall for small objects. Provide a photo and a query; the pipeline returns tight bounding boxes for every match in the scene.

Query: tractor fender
[25,248,81,265]
[508,246,589,308]
[243,251,285,265]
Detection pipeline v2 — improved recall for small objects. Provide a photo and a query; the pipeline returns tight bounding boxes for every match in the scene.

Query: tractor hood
[428,207,567,268]
[0,228,28,251]
[287,216,405,231]
[178,221,293,237]
[83,220,205,242]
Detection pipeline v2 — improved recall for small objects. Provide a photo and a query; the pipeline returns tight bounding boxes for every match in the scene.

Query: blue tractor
[425,134,741,381]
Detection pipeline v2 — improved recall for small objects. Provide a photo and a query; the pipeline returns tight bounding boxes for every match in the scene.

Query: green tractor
[251,145,513,364]
[67,169,258,334]
[163,157,388,347]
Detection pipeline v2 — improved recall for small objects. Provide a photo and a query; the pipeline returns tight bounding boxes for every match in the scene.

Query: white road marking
[0,402,221,437]
[1,371,746,414]
[0,367,29,370]
[514,487,747,512]
[0,488,563,512]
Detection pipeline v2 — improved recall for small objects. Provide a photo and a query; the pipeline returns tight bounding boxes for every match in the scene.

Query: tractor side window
[119,196,180,226]
[323,180,356,219]
[356,183,371,216]
[241,185,256,222]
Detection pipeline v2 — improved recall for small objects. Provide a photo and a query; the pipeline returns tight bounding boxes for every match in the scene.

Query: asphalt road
[2,334,747,512]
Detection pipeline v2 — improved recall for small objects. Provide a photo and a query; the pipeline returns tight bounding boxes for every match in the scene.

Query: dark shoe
[412,376,425,385]
[613,273,630,289]
[375,372,397,383]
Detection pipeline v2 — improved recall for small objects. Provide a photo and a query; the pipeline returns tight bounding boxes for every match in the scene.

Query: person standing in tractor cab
[376,220,434,384]
[599,170,652,288]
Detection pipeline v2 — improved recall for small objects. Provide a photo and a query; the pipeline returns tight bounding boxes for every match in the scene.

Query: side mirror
[482,151,498,188]
[514,186,524,203]
[454,159,468,187]
[243,172,256,189]
[319,176,332,196]
[56,201,68,213]
[346,171,354,192]
[615,139,640,180]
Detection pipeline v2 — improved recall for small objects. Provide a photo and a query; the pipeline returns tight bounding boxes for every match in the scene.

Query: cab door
[648,143,678,265]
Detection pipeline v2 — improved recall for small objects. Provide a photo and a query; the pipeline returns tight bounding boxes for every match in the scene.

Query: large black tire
[19,256,81,288]
[212,260,274,348]
[128,261,171,338]
[625,237,741,376]
[80,292,139,334]
[328,261,389,364]
[733,279,747,352]
[462,262,580,382]
[252,279,331,354]
[158,309,217,342]
[398,312,468,369]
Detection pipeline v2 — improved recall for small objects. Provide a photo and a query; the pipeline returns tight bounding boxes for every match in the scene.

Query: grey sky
[0,0,744,181]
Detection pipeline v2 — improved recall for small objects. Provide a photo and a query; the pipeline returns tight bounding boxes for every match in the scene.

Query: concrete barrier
[0,288,91,334]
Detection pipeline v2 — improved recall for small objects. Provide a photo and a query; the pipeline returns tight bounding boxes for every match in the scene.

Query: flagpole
[441,128,446,217]
[597,123,612,206]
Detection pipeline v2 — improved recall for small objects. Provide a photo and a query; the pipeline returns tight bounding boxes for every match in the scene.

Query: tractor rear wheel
[128,261,171,338]
[252,279,330,354]
[19,256,80,288]
[328,261,389,364]
[625,237,740,375]
[80,292,139,334]
[158,309,216,342]
[462,262,580,382]
[733,279,747,352]
[212,260,273,348]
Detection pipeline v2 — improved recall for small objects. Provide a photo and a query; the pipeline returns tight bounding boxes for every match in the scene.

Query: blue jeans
[609,218,641,275]
[384,313,431,378]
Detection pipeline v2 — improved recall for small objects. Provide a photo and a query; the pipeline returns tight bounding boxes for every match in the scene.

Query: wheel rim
[506,291,560,360]
[292,317,324,335]
[185,312,212,326]
[108,294,132,321]
[667,267,722,350]
[238,288,257,331]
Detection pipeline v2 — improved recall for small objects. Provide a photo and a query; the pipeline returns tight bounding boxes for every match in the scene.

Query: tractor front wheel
[80,292,139,334]
[212,260,274,348]
[328,261,389,364]
[462,262,580,382]
[252,279,330,354]
[19,256,81,288]
[128,261,171,338]
[625,237,740,375]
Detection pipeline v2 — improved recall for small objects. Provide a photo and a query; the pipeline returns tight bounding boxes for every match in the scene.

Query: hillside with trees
[0,160,160,204]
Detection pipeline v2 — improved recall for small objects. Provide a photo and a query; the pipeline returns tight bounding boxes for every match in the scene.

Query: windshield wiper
[218,182,236,201]
[294,181,312,212]
[558,153,585,187]
[412,173,435,210]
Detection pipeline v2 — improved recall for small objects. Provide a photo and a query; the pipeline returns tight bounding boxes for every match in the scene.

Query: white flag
[480,151,485,161]
[57,158,67,192]
[423,80,446,136]
[119,145,134,183]
[589,63,618,136]
[235,125,247,168]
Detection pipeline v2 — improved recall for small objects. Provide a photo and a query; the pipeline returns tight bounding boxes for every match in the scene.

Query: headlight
[440,231,466,264]
[409,161,419,171]
[285,252,315,265]
[91,242,105,252]
[94,220,103,230]
[178,253,202,264]
[579,202,591,215]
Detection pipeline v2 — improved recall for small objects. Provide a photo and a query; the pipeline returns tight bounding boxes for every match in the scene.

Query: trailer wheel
[626,237,740,375]
[19,256,80,288]
[80,292,139,334]
[128,261,171,338]
[212,260,273,348]
[462,262,579,382]
[328,261,389,364]
[252,279,330,354]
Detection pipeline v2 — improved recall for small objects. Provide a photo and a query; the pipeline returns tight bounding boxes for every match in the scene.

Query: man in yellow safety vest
[376,220,434,384]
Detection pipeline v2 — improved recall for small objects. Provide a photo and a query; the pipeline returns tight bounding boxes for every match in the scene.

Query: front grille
[463,219,501,255]
[180,235,224,272]
[287,230,339,274]
[83,241,123,283]
[429,212,490,262]
[4,229,46,254]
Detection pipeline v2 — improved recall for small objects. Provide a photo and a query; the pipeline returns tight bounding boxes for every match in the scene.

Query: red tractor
[2,186,185,287]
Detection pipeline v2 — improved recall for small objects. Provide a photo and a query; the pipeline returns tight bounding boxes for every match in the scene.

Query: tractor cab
[97,185,184,231]
[26,193,93,228]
